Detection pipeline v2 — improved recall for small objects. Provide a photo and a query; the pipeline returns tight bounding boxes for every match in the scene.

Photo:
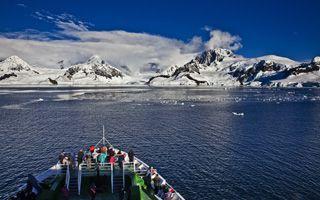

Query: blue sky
[0,0,319,68]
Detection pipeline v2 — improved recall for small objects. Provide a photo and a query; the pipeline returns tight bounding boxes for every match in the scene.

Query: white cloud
[32,11,91,32]
[0,12,242,73]
[17,3,27,8]
[205,30,242,51]
[0,31,197,73]
[202,25,212,32]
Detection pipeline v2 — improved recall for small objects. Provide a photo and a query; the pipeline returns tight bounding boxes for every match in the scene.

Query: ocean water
[0,87,319,199]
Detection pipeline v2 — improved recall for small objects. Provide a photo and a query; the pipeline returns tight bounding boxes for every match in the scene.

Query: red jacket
[109,156,116,164]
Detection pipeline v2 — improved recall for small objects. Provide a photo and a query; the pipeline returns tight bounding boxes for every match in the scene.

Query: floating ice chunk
[232,112,244,116]
[2,98,44,109]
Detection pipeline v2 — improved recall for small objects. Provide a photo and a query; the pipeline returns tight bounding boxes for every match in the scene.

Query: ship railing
[14,162,70,198]
[132,160,149,176]
[10,162,69,199]
[123,162,135,174]
[53,163,71,190]
[78,162,113,195]
[79,162,113,176]
[134,157,185,200]
[65,164,70,190]
[37,162,65,181]
[17,163,64,190]
[122,162,135,188]
[77,159,184,199]
[77,161,139,195]
[33,162,70,187]
[78,164,82,195]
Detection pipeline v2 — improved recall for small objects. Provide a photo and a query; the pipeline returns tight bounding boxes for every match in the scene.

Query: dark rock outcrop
[289,57,320,75]
[230,60,288,85]
[148,48,234,85]
[229,57,320,85]
[146,75,170,84]
[64,55,123,80]
[94,66,122,79]
[48,78,58,85]
[184,74,208,86]
[0,73,17,81]
[172,48,234,77]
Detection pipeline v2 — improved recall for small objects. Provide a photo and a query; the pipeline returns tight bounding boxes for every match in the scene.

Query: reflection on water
[0,87,319,199]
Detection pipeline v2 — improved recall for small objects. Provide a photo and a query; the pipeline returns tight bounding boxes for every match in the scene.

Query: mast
[95,125,112,147]
[102,125,105,145]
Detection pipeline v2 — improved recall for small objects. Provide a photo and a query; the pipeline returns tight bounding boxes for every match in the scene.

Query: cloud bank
[0,12,242,73]
[205,30,242,51]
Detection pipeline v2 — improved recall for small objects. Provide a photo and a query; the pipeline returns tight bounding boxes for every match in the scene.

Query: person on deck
[89,145,95,154]
[143,166,152,188]
[165,188,179,200]
[152,173,161,193]
[117,150,124,169]
[98,152,107,164]
[77,149,84,166]
[128,149,134,162]
[62,156,70,165]
[109,155,116,166]
[85,154,92,168]
[157,184,167,199]
[59,150,65,164]
[108,147,115,157]
[124,153,129,163]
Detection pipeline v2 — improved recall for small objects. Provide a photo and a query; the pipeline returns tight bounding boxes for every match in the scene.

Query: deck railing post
[65,164,70,190]
[122,163,125,189]
[78,164,82,195]
[111,164,114,193]
[133,161,136,172]
[56,163,60,177]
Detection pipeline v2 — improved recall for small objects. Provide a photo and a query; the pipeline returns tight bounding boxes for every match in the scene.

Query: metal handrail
[122,162,135,188]
[77,162,114,195]
[78,164,82,195]
[65,164,70,190]
[111,163,114,193]
[76,144,184,199]
[15,162,64,195]
[134,157,185,200]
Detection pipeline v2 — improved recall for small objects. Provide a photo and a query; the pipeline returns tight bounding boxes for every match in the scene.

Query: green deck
[38,172,156,200]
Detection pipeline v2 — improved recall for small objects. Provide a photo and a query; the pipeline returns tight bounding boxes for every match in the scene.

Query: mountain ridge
[148,48,320,87]
[0,50,319,87]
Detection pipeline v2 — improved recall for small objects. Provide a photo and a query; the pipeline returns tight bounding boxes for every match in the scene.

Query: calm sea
[0,87,319,199]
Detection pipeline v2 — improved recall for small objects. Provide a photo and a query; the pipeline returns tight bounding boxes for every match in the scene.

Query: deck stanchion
[111,164,114,193]
[123,163,125,188]
[78,164,82,195]
[65,164,70,190]
[133,160,136,172]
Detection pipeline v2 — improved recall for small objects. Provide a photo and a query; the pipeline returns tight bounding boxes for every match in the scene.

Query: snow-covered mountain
[0,50,319,87]
[0,55,134,85]
[53,55,133,85]
[148,48,320,87]
[0,55,62,84]
[0,55,33,72]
